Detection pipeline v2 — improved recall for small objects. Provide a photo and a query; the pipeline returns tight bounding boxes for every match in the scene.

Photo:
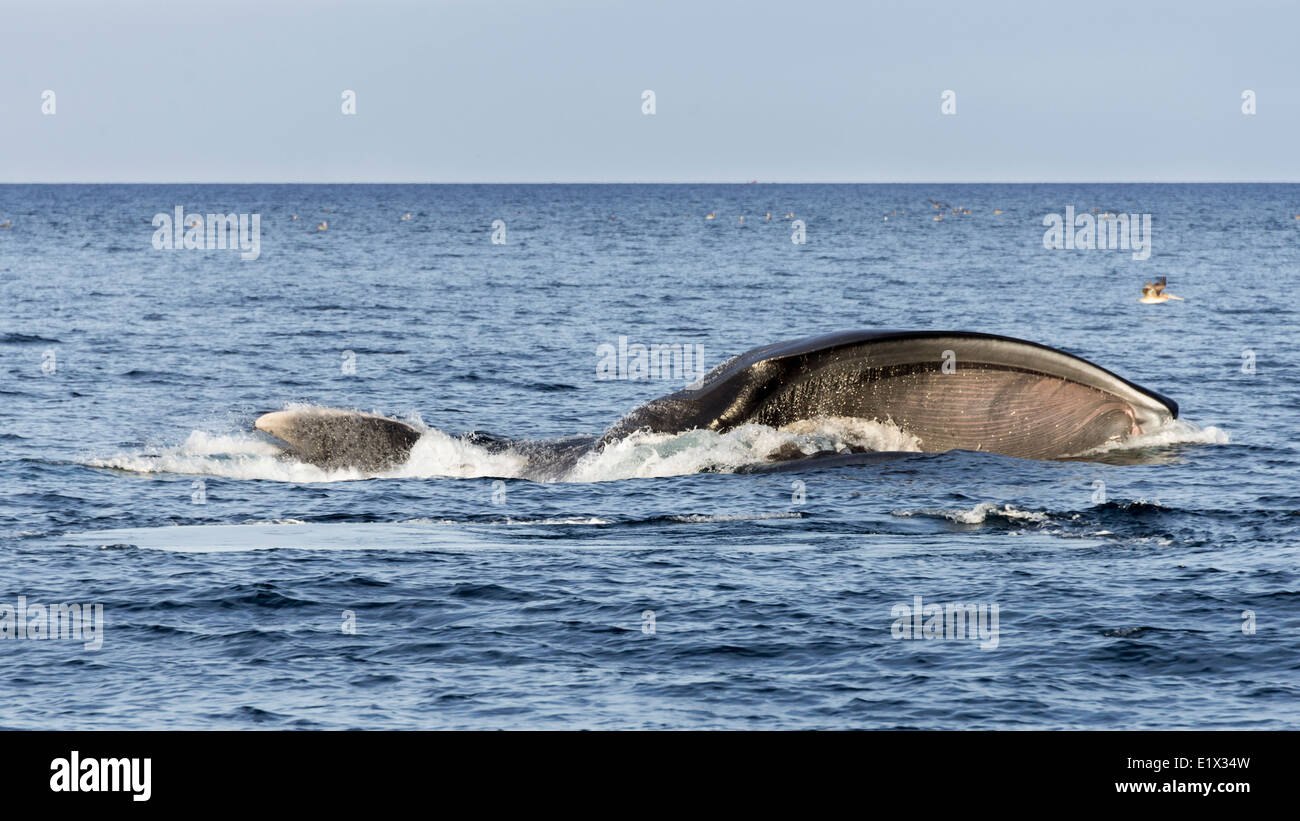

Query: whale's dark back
[604,330,1178,460]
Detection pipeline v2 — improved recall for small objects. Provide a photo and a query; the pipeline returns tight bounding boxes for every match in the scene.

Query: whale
[253,330,1179,474]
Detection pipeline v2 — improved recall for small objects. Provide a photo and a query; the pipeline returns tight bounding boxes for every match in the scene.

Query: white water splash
[1076,417,1230,456]
[87,429,365,482]
[83,412,1223,485]
[392,428,530,479]
[84,415,919,484]
[563,417,920,482]
[893,502,1051,525]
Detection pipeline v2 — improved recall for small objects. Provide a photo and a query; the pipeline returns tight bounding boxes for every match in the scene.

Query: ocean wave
[0,333,60,344]
[667,512,804,523]
[399,516,614,526]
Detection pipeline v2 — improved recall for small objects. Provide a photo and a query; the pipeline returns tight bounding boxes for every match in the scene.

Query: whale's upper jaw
[252,410,296,442]
[253,408,423,472]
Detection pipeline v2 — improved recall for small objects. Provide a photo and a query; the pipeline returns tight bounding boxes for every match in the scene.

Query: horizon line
[2,180,1298,186]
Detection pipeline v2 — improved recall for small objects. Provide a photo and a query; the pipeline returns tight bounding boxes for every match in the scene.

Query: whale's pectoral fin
[254,408,423,472]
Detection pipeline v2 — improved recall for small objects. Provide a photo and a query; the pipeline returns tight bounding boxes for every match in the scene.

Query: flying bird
[1139,277,1183,304]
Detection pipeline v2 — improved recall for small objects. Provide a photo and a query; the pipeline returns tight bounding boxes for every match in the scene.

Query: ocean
[0,183,1296,729]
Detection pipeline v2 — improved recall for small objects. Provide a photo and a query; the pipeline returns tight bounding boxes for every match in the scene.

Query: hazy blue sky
[1,0,1296,182]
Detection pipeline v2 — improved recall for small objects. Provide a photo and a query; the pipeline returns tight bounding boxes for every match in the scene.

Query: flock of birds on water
[9,195,1293,305]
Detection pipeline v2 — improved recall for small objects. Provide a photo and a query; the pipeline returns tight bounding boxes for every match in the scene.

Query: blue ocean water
[0,183,1297,729]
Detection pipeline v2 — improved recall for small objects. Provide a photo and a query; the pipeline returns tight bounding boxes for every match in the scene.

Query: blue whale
[254,330,1179,473]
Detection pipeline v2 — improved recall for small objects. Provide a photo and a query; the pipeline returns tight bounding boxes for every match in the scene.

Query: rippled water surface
[1,184,1297,728]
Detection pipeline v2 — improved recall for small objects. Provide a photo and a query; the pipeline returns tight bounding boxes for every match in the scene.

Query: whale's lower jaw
[628,365,1149,460]
[604,330,1178,461]
[254,408,423,472]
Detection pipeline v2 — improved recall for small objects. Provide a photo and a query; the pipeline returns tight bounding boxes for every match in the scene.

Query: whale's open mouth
[602,330,1177,458]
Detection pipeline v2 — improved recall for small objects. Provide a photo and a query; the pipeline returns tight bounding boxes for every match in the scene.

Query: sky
[0,0,1297,182]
